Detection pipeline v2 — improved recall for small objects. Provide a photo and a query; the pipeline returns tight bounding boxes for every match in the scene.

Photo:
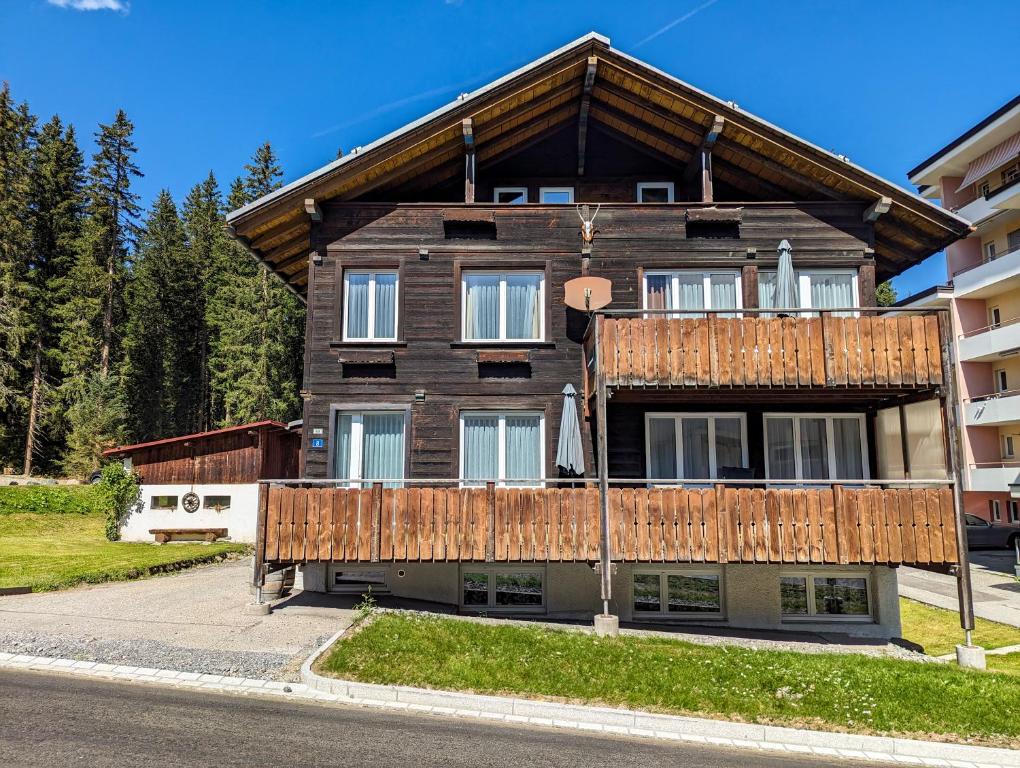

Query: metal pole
[940,311,976,643]
[594,315,612,616]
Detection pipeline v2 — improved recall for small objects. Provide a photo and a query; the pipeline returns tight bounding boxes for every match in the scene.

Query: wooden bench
[149,528,228,544]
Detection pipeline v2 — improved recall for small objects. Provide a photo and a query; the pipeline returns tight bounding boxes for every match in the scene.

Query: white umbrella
[555,384,585,475]
[775,239,798,313]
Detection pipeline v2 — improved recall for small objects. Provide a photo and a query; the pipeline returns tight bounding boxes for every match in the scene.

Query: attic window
[685,207,742,239]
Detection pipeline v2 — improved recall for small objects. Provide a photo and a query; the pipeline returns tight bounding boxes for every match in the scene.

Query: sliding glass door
[764,413,867,482]
[334,411,406,487]
[645,413,747,482]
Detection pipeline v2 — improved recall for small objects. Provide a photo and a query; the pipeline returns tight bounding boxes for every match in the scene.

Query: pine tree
[61,372,125,477]
[0,83,35,467]
[22,116,85,474]
[208,143,304,425]
[875,281,897,307]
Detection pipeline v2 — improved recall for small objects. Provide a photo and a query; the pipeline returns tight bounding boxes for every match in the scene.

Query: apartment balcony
[954,177,1020,228]
[953,245,1020,299]
[964,391,1020,427]
[957,317,1020,362]
[256,481,959,568]
[955,195,1000,227]
[968,463,1020,493]
[582,311,945,397]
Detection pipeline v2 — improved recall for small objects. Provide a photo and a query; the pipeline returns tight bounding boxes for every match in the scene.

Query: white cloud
[47,0,129,12]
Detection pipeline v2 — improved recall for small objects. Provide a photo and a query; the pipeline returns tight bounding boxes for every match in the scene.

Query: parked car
[964,514,1020,550]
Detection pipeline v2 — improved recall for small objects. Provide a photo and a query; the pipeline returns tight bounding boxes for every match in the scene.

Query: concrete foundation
[244,602,271,615]
[956,644,987,670]
[593,614,620,637]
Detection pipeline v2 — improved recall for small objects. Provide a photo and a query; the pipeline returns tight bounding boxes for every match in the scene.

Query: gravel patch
[0,630,295,680]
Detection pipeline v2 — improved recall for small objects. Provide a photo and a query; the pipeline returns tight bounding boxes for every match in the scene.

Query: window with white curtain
[764,413,868,481]
[334,411,406,487]
[462,271,544,341]
[758,269,858,316]
[645,413,747,481]
[460,411,544,486]
[343,270,398,340]
[643,270,741,318]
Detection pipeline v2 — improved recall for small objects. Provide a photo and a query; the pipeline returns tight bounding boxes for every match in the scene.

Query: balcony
[256,481,959,568]
[964,391,1020,427]
[583,311,945,394]
[968,463,1020,493]
[953,245,1020,299]
[957,316,1020,362]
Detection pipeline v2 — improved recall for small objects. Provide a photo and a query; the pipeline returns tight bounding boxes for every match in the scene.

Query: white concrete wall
[299,561,901,639]
[120,483,260,543]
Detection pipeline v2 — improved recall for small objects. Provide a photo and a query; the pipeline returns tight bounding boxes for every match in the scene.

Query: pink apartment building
[907,96,1020,524]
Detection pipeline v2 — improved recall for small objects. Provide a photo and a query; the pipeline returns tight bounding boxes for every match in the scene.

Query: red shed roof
[102,420,291,457]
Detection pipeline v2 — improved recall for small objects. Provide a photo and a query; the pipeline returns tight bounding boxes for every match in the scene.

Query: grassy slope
[0,512,246,592]
[899,597,1020,657]
[322,613,1020,746]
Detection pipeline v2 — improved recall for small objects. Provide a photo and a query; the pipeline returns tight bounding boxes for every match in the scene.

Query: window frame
[995,368,1008,393]
[331,408,408,487]
[458,409,545,488]
[977,181,991,197]
[203,495,231,511]
[984,241,998,262]
[1003,435,1015,459]
[644,412,749,482]
[641,269,743,316]
[1010,500,1020,524]
[493,186,528,204]
[759,268,860,314]
[762,412,870,482]
[990,305,1002,328]
[631,567,725,618]
[342,269,400,342]
[636,182,675,203]
[991,499,1002,522]
[538,186,574,204]
[151,495,178,511]
[780,569,874,622]
[460,270,545,342]
[459,565,546,612]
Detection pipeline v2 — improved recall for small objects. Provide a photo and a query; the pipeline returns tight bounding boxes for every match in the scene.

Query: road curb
[299,625,1020,768]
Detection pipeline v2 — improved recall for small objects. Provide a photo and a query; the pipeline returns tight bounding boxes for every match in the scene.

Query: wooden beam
[304,198,322,222]
[864,196,892,223]
[264,235,308,267]
[462,118,475,204]
[577,56,598,176]
[250,219,309,252]
[685,115,724,203]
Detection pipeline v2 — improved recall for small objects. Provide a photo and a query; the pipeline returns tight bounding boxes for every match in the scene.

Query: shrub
[97,462,141,541]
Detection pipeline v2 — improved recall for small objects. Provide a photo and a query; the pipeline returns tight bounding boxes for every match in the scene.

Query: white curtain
[362,414,404,487]
[647,418,677,480]
[506,274,540,339]
[676,274,705,315]
[710,274,738,317]
[505,415,541,484]
[766,417,796,479]
[875,407,905,480]
[463,415,499,483]
[715,418,743,471]
[374,273,397,338]
[809,273,854,316]
[833,418,864,479]
[346,273,370,338]
[905,400,948,479]
[335,414,353,478]
[758,270,777,310]
[681,418,710,479]
[465,274,499,339]
[799,417,830,480]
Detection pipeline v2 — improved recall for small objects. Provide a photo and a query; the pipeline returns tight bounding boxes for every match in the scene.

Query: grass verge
[899,597,1020,656]
[0,512,247,592]
[320,612,1020,747]
[987,653,1020,676]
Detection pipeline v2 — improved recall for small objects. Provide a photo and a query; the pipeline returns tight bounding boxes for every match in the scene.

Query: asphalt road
[0,669,895,768]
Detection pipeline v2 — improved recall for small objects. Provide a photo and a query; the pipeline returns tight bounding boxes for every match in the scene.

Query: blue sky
[2,0,1017,297]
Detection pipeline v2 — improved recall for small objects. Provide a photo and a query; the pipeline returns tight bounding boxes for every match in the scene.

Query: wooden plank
[620,488,636,560]
[548,489,563,561]
[264,487,281,561]
[898,316,916,387]
[871,318,888,385]
[939,487,959,563]
[883,489,903,564]
[768,318,783,386]
[303,490,320,561]
[911,488,931,564]
[751,488,767,562]
[603,318,618,385]
[714,316,730,386]
[820,489,838,564]
[586,487,600,561]
[494,489,509,561]
[690,491,706,561]
[728,320,744,386]
[663,488,679,561]
[345,489,361,561]
[683,319,698,386]
[420,487,435,561]
[676,489,692,561]
[911,316,929,386]
[829,317,848,386]
[779,490,796,562]
[647,488,664,561]
[885,317,902,385]
[926,315,943,385]
[695,318,711,386]
[897,488,916,563]
[669,318,683,386]
[756,319,771,385]
[839,486,861,564]
[330,489,346,561]
[432,488,447,561]
[766,490,783,561]
[643,317,657,385]
[796,318,812,387]
[808,317,826,386]
[715,486,729,563]
[292,487,307,562]
[792,489,810,563]
[741,318,757,386]
[857,488,875,563]
[926,488,945,563]
[317,488,333,561]
[782,317,798,386]
[654,317,669,386]
[635,488,651,560]
[845,318,861,386]
[859,318,875,387]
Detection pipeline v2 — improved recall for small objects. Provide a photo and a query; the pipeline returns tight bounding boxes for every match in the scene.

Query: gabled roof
[226,32,971,296]
[102,420,291,456]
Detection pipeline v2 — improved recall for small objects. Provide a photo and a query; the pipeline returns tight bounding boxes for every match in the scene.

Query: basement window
[151,495,178,511]
[204,495,231,511]
[461,567,544,611]
[781,572,872,620]
[632,569,723,617]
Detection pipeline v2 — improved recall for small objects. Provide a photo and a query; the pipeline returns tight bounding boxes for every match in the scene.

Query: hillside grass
[898,597,1020,657]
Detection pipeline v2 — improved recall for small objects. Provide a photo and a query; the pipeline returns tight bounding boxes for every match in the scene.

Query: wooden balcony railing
[256,482,959,568]
[583,311,946,393]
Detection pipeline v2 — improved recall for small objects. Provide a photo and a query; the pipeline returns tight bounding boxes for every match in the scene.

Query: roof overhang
[227,31,972,295]
[102,420,290,457]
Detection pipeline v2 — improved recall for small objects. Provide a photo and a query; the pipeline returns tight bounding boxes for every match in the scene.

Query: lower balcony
[964,391,1020,427]
[968,463,1020,493]
[257,482,959,568]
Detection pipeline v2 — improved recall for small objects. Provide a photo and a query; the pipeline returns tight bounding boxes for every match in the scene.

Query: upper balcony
[583,309,946,397]
[957,315,1020,362]
[953,244,1020,299]
[964,390,1020,428]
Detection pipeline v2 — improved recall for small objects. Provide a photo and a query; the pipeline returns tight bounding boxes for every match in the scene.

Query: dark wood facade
[105,422,301,485]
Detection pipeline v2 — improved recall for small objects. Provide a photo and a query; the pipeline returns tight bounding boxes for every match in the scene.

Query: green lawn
[0,512,247,592]
[899,597,1020,657]
[987,653,1020,676]
[321,612,1020,746]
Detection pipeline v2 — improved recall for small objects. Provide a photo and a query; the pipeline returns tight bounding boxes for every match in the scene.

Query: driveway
[899,550,1020,628]
[0,559,357,680]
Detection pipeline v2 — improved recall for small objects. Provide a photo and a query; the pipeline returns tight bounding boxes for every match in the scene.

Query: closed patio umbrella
[555,384,585,475]
[775,238,798,314]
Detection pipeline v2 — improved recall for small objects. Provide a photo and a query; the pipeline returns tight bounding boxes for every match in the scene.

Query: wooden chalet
[228,33,974,633]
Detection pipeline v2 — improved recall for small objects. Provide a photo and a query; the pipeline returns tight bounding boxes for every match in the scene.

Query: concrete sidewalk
[899,551,1020,627]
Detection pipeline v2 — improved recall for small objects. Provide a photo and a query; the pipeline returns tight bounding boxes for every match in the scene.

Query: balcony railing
[256,479,959,569]
[583,308,945,394]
